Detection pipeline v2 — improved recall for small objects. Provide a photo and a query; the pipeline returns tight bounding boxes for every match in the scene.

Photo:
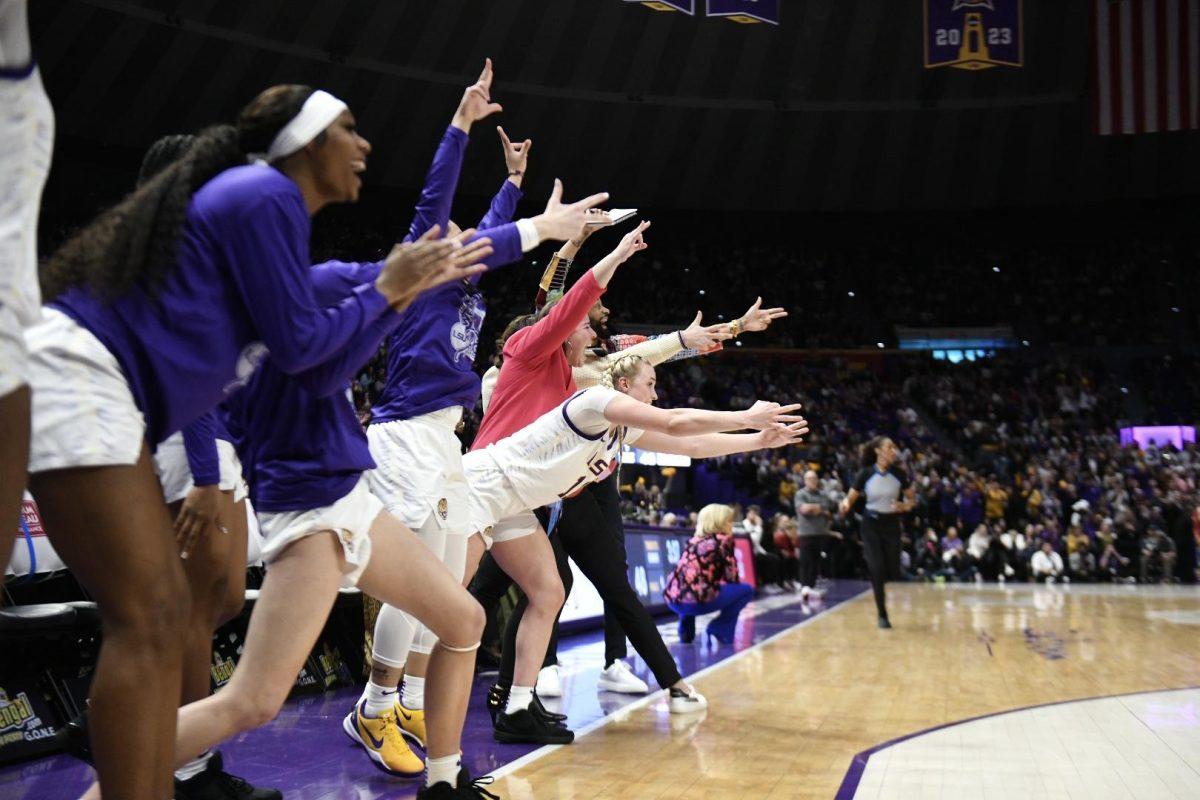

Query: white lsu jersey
[468,386,644,511]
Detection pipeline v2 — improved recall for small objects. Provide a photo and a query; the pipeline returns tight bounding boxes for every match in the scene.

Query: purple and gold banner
[924,0,1022,70]
[624,0,779,25]
[626,0,695,15]
[707,0,779,25]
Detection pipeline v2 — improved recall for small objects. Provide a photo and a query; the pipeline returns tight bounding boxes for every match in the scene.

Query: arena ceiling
[31,0,1200,211]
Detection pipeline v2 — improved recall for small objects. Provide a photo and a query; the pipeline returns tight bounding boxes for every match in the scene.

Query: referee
[839,436,915,629]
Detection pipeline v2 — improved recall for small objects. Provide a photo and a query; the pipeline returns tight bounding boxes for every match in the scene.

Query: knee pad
[371,604,417,668]
[411,622,437,655]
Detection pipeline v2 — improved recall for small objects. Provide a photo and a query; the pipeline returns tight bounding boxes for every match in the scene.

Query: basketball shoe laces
[462,774,500,799]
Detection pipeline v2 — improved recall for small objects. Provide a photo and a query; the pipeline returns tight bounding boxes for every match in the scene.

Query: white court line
[486,585,871,781]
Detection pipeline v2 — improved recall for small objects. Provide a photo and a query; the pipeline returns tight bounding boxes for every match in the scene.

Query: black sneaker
[174,751,282,800]
[493,708,574,745]
[55,709,93,763]
[417,767,500,799]
[877,615,892,629]
[531,692,567,723]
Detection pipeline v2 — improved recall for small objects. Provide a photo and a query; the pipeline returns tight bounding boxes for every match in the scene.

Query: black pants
[861,515,902,618]
[590,473,630,665]
[797,536,822,589]
[555,477,682,688]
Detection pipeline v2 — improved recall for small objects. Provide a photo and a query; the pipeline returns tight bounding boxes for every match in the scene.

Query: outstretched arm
[603,392,804,437]
[632,421,808,459]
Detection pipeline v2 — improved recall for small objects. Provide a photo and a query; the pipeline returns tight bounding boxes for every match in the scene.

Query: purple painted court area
[0,581,867,800]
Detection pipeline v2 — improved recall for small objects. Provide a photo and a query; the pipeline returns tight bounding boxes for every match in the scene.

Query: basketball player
[29,83,484,800]
[0,0,53,571]
[132,134,272,798]
[462,352,808,734]
[344,59,612,774]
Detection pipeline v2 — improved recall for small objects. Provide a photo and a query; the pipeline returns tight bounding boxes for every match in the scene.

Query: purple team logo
[925,0,1022,71]
[449,290,486,364]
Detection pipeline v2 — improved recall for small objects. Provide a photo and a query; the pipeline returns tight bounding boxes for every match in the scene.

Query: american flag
[1092,0,1200,135]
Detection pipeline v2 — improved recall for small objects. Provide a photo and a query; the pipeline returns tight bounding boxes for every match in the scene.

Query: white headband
[265,90,349,162]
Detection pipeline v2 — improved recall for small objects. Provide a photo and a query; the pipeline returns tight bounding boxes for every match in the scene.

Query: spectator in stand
[958,480,985,533]
[1066,525,1096,581]
[794,469,834,601]
[913,530,945,580]
[967,524,1007,583]
[940,526,975,582]
[772,513,800,589]
[740,505,781,591]
[985,478,1009,524]
[1140,528,1177,584]
[1099,537,1132,581]
[1031,541,1066,583]
[664,504,755,645]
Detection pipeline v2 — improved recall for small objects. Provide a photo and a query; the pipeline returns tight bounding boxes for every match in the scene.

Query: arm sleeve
[220,193,391,375]
[467,223,525,281]
[285,260,399,397]
[181,413,221,486]
[403,126,469,243]
[505,269,605,363]
[477,180,522,230]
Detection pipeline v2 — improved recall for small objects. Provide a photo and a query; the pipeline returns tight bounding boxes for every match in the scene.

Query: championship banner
[626,0,695,15]
[924,0,1023,70]
[707,0,780,25]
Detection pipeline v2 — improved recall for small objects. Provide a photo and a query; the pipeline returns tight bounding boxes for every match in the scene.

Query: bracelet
[677,331,687,348]
[508,170,523,177]
[729,319,743,337]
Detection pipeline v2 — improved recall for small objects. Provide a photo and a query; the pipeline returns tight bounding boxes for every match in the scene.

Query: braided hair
[602,352,650,391]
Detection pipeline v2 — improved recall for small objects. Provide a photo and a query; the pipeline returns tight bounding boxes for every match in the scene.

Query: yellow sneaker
[394,700,427,748]
[343,700,424,776]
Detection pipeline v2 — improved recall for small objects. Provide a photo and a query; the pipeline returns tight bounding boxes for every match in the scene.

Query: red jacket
[471,269,605,451]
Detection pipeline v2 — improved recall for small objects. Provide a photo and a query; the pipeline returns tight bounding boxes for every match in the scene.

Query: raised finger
[497,126,512,147]
[570,191,610,212]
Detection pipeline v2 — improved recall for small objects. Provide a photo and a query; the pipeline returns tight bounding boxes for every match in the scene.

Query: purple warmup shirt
[223,261,391,512]
[179,412,230,487]
[223,126,524,511]
[371,126,523,424]
[52,165,391,448]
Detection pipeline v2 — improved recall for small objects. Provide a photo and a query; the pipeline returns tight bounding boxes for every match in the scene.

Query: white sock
[361,679,399,718]
[174,750,212,782]
[505,685,533,714]
[402,676,425,711]
[425,753,461,788]
[0,0,33,69]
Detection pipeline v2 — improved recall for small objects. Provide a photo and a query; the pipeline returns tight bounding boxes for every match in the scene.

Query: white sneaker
[998,574,1006,585]
[597,660,648,694]
[975,572,984,585]
[668,687,708,714]
[536,664,562,698]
